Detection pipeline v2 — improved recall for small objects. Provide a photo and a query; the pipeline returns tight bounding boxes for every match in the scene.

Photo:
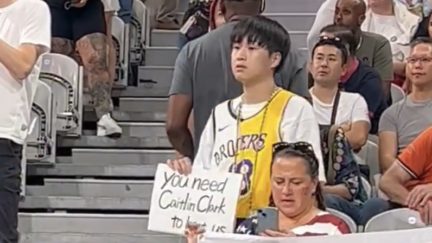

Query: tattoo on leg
[76,33,113,118]
[51,38,74,56]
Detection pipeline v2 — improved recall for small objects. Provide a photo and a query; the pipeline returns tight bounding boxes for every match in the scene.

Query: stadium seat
[21,143,27,198]
[38,53,84,137]
[326,208,357,233]
[130,0,148,64]
[391,84,405,104]
[364,208,426,232]
[373,174,389,200]
[26,80,57,164]
[361,176,372,199]
[112,16,128,86]
[357,140,379,185]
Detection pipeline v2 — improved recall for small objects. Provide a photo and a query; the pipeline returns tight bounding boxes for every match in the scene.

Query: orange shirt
[398,126,432,191]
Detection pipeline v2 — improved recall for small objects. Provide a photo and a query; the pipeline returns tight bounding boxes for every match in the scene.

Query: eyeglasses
[272,142,317,161]
[406,57,432,64]
[319,36,342,42]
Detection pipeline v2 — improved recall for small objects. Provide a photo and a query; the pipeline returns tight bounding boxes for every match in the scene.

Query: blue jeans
[325,194,391,226]
[118,0,133,24]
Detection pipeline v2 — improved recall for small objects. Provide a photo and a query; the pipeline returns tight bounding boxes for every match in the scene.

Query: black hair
[410,37,432,48]
[320,24,358,56]
[311,36,349,64]
[269,142,326,211]
[230,15,290,72]
[220,0,262,20]
[412,14,432,40]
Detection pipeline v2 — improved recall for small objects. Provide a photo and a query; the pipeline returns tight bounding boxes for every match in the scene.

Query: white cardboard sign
[148,164,242,235]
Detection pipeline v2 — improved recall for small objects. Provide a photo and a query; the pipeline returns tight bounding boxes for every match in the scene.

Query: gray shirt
[169,22,309,150]
[378,97,432,154]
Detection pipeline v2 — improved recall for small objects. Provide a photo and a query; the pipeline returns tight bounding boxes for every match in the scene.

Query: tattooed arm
[0,1,50,80]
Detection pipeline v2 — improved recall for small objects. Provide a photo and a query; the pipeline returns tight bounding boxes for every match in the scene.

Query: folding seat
[38,53,84,137]
[391,83,405,104]
[26,80,57,164]
[326,208,358,233]
[357,140,380,185]
[364,208,426,232]
[130,0,148,64]
[112,16,128,86]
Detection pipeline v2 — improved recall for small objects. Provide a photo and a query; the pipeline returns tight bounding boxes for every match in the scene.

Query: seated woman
[184,142,350,242]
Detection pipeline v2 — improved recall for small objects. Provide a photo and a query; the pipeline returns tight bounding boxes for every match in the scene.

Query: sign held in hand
[148,164,242,235]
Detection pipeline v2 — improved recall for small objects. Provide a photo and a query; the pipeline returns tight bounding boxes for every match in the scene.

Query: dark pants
[325,194,392,226]
[0,138,23,243]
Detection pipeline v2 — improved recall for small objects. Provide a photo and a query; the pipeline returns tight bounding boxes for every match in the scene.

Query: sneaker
[97,113,122,138]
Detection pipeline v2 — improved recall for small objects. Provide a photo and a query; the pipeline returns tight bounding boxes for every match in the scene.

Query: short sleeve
[373,39,394,81]
[20,1,51,53]
[397,126,432,178]
[169,43,193,97]
[378,105,398,133]
[351,95,370,123]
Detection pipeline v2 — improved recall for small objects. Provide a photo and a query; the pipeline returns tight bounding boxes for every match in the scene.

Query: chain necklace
[231,86,281,215]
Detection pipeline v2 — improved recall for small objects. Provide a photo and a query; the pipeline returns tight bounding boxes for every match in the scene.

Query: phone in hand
[256,207,279,234]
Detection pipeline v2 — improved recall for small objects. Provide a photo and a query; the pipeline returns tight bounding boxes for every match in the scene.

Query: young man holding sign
[168,16,325,223]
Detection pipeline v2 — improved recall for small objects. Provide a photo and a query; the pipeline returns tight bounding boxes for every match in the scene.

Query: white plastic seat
[38,53,83,137]
[361,176,372,199]
[326,208,357,233]
[391,83,405,104]
[364,208,426,232]
[130,0,148,63]
[26,80,57,164]
[357,140,379,185]
[112,16,128,86]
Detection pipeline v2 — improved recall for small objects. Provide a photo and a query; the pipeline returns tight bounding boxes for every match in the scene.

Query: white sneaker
[97,113,122,138]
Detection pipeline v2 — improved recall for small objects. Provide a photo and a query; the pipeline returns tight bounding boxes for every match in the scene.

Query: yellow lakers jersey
[209,90,295,219]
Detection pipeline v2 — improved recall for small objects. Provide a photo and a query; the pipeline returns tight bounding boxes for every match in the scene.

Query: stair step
[20,232,182,243]
[27,164,158,177]
[112,86,169,98]
[118,122,166,139]
[57,136,171,149]
[264,0,323,13]
[138,66,173,91]
[20,196,150,211]
[145,47,178,66]
[119,97,168,113]
[18,213,156,234]
[71,149,173,165]
[26,179,154,198]
[84,110,166,123]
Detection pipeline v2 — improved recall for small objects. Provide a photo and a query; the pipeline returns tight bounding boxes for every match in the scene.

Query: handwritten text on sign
[148,164,242,235]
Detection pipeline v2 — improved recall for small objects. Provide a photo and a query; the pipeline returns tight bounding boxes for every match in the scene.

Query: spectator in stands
[308,0,393,103]
[413,11,432,39]
[309,37,370,149]
[118,0,133,23]
[396,0,430,17]
[46,0,122,137]
[0,0,51,242]
[184,142,350,241]
[102,0,120,85]
[379,125,432,225]
[155,0,180,29]
[166,0,310,159]
[167,16,325,224]
[379,37,432,172]
[320,25,388,134]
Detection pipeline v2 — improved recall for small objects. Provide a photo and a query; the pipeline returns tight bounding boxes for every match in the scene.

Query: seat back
[21,143,27,198]
[39,53,83,137]
[130,0,147,63]
[361,176,372,199]
[326,208,357,233]
[112,16,128,86]
[364,208,426,232]
[391,84,405,103]
[27,80,56,163]
[358,140,379,184]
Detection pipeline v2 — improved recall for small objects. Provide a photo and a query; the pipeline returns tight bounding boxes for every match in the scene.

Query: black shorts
[45,0,106,42]
[0,138,22,243]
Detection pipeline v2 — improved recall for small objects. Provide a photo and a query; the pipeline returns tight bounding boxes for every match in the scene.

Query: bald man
[336,0,393,104]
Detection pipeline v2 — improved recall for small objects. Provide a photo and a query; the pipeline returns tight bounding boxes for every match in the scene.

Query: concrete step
[26,179,153,198]
[290,31,309,49]
[119,97,168,114]
[118,122,166,140]
[112,85,169,98]
[57,135,172,149]
[145,47,178,66]
[20,196,150,211]
[20,232,182,243]
[71,148,173,165]
[138,66,173,91]
[264,0,324,13]
[18,213,161,235]
[84,109,166,123]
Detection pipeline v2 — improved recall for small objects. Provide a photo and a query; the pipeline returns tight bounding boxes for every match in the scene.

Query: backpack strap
[326,125,340,184]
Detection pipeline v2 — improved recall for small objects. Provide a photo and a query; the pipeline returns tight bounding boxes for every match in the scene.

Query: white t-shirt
[368,13,409,62]
[0,0,51,144]
[193,95,327,182]
[310,89,370,126]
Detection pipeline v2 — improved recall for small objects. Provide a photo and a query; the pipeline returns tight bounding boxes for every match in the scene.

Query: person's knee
[76,33,109,72]
[359,198,391,225]
[324,194,346,208]
[51,37,74,56]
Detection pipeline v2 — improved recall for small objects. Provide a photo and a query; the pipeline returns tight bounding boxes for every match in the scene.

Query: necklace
[231,86,281,215]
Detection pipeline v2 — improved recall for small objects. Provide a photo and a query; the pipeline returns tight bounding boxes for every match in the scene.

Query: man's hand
[340,121,351,132]
[259,229,295,237]
[70,0,87,8]
[416,201,432,226]
[406,184,432,208]
[167,157,192,175]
